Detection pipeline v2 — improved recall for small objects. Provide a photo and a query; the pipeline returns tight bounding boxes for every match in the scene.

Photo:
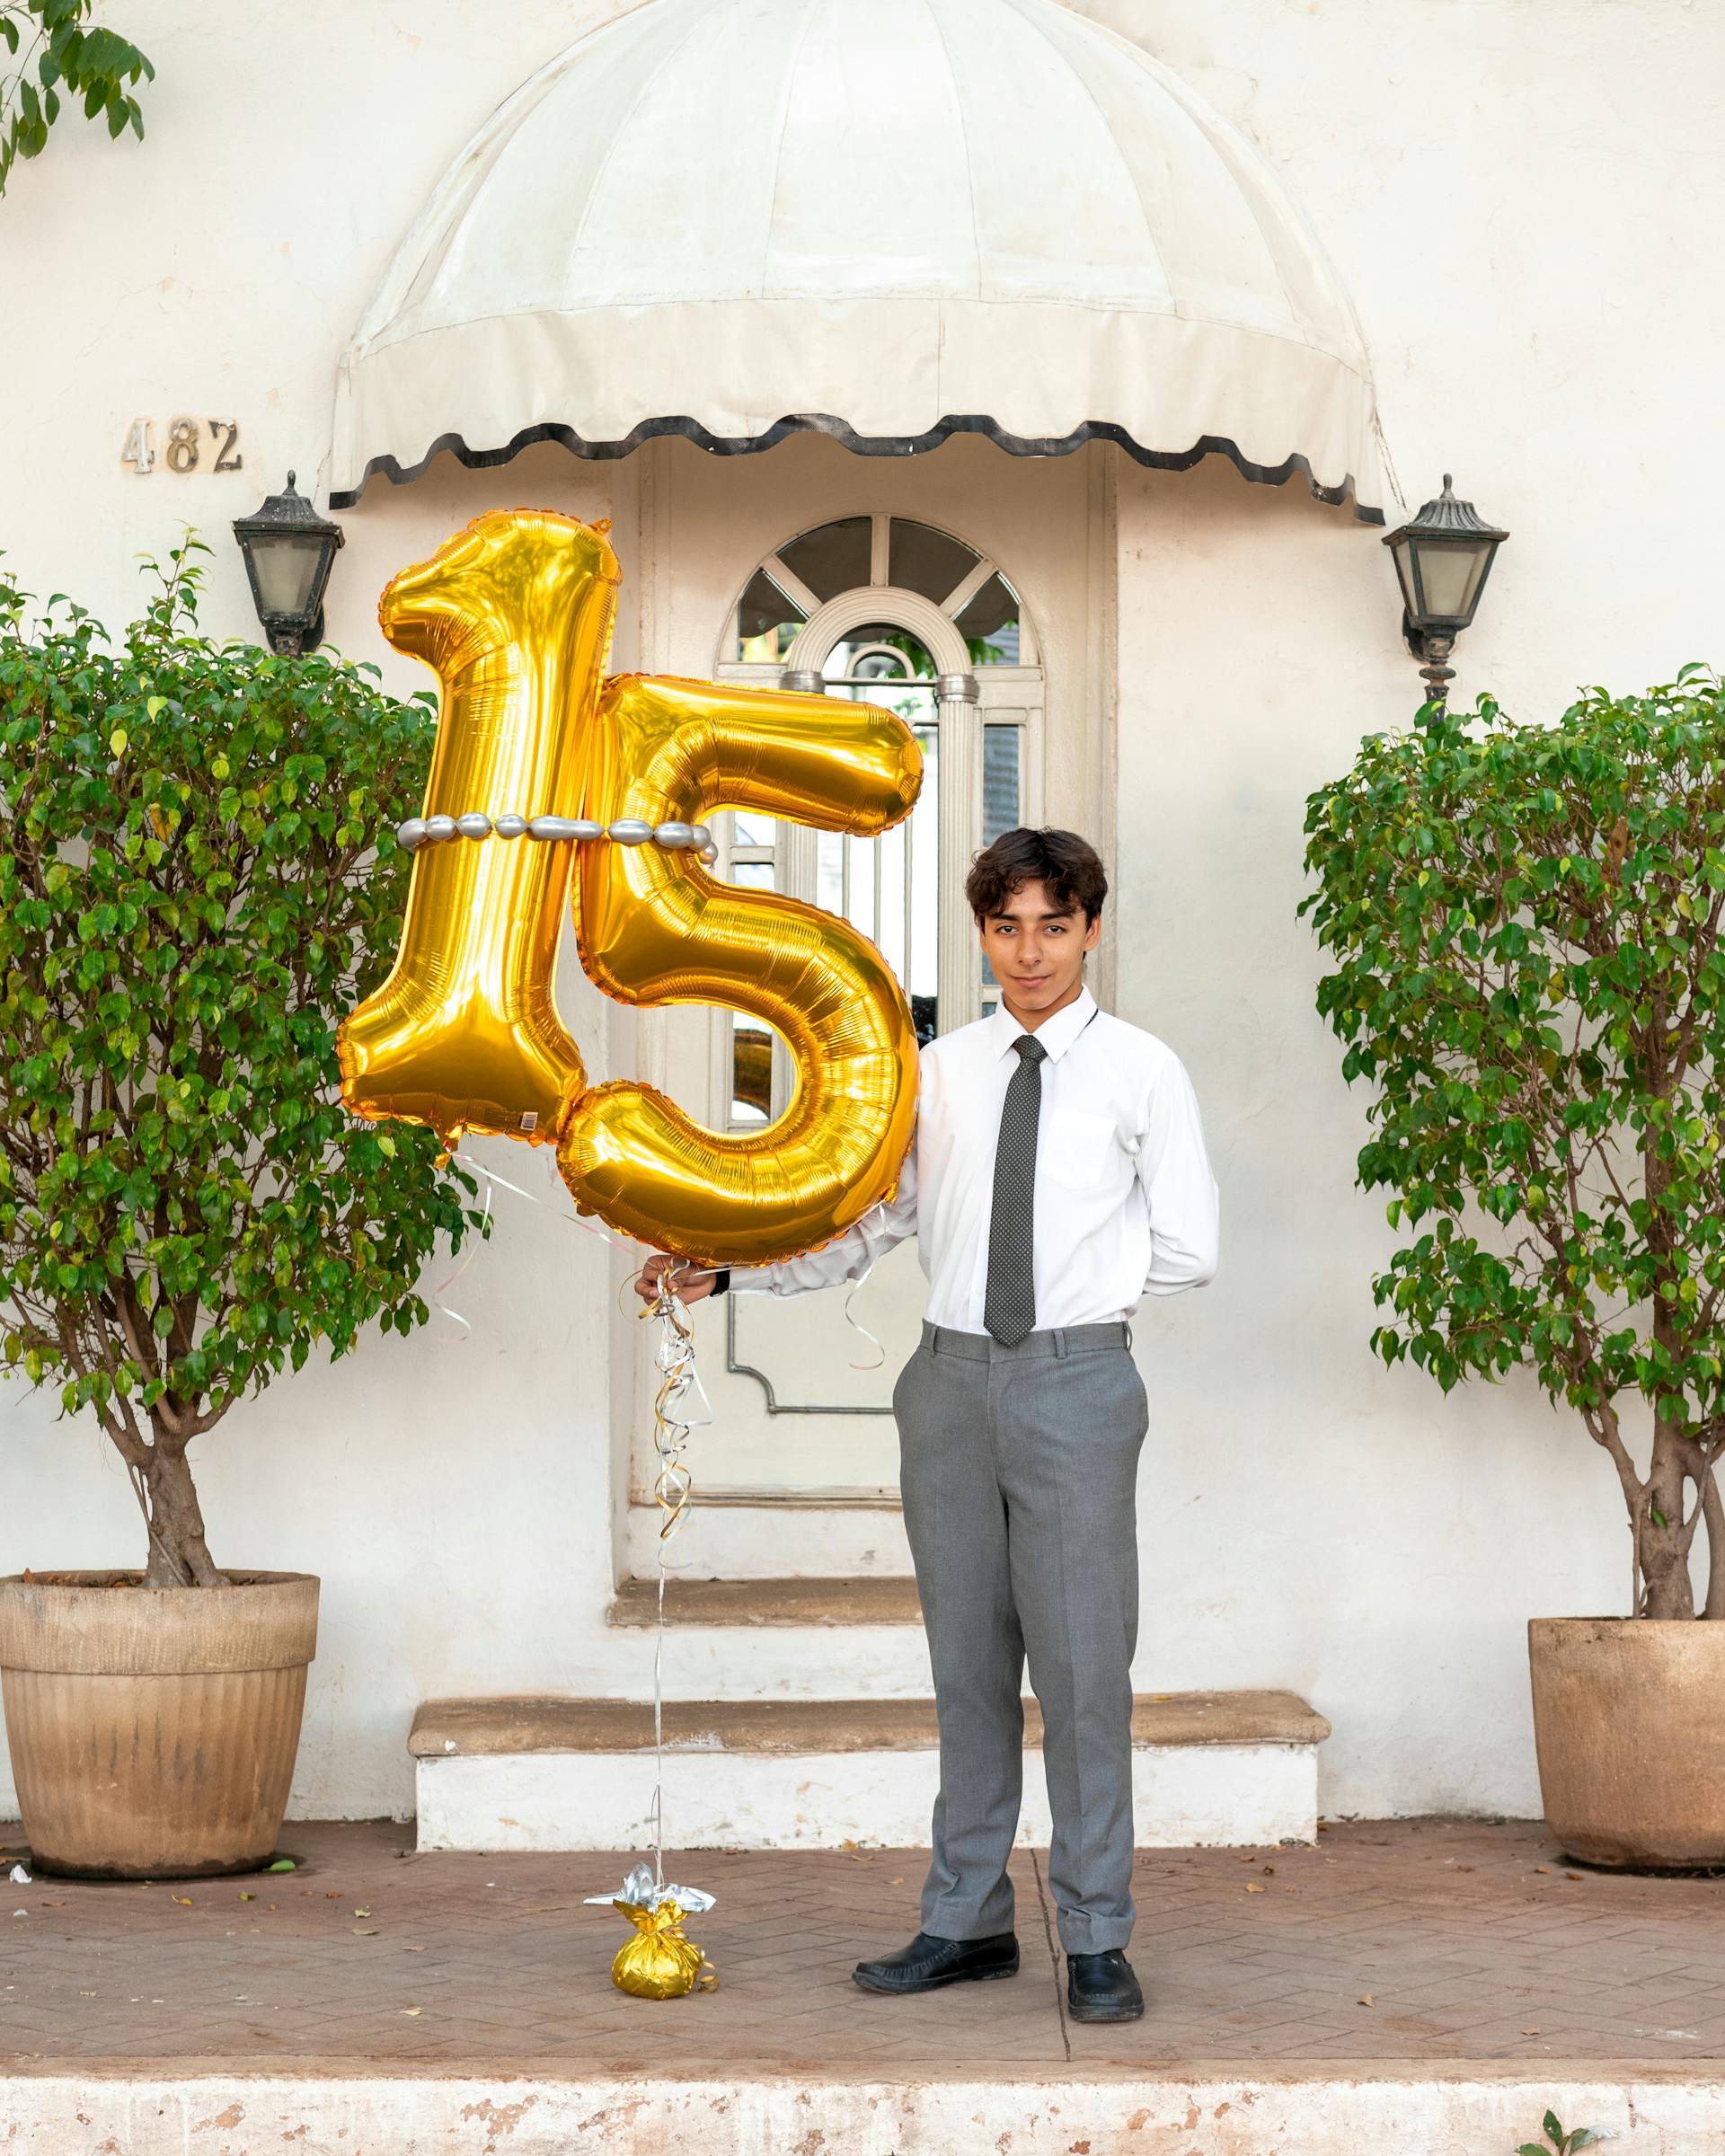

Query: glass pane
[954,573,1021,665]
[813,671,941,1040]
[731,1015,773,1124]
[876,815,907,992]
[978,728,1022,999]
[889,519,978,605]
[983,725,1021,847]
[737,569,805,661]
[815,828,845,917]
[850,647,910,685]
[778,516,873,603]
[826,624,936,682]
[846,830,878,941]
[730,811,777,848]
[730,860,774,889]
[907,725,939,1043]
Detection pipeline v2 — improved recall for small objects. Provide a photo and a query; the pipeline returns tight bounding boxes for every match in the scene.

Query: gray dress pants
[893,1318,1149,1956]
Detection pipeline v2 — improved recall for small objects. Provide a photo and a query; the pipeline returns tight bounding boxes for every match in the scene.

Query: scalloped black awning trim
[328,410,1384,525]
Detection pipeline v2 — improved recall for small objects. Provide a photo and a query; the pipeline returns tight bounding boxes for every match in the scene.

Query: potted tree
[0,540,479,1877]
[1304,669,1725,1867]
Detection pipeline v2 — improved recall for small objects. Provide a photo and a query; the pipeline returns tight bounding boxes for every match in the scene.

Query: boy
[637,827,1217,2022]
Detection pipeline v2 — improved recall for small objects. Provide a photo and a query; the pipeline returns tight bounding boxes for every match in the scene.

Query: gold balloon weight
[586,1865,717,1999]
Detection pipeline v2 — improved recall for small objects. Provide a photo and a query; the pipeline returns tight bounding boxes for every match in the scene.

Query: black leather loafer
[1066,1948,1144,2022]
[853,1930,1020,1994]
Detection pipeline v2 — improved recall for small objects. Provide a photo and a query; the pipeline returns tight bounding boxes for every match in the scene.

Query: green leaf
[0,3,154,198]
[264,1857,296,1873]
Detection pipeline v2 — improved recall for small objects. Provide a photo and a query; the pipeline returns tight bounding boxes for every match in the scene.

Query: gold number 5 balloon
[338,509,923,1268]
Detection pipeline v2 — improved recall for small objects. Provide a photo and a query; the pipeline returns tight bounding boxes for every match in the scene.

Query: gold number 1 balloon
[338,509,924,1268]
[338,510,616,1139]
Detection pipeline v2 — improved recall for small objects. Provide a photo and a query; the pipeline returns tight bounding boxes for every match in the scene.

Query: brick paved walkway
[2,1818,1721,2072]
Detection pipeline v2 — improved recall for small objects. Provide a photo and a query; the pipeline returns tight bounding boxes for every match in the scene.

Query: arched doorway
[642,511,1048,1501]
[712,512,1046,1133]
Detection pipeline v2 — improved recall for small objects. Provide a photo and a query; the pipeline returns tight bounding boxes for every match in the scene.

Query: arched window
[734,515,1024,669]
[715,515,1044,1127]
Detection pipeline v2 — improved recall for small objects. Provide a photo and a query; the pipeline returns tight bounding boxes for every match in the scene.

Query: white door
[671,512,1045,1500]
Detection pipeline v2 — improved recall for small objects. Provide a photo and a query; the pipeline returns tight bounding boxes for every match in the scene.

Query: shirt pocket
[1042,1105,1122,1192]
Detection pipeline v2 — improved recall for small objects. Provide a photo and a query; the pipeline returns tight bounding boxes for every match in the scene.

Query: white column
[936,671,982,1034]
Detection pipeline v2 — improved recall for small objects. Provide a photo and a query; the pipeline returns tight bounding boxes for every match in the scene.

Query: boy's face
[978,879,1101,1018]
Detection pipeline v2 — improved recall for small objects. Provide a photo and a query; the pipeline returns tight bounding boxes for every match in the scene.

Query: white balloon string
[430,1146,631,1341]
[841,1257,886,1373]
[641,1268,708,1892]
[426,1148,724,1895]
[428,1164,496,1343]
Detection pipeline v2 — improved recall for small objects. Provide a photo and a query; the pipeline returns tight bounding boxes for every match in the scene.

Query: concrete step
[621,1498,911,1581]
[606,1575,923,1626]
[15,2071,1719,2156]
[410,1690,1330,1852]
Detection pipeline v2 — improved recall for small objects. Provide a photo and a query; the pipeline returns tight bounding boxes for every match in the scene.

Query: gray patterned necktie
[984,1033,1048,1348]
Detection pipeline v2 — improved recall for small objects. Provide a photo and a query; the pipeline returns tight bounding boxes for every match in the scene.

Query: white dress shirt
[735,985,1219,1330]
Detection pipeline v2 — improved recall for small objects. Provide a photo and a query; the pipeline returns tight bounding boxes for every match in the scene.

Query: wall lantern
[1382,474,1508,706]
[231,472,345,655]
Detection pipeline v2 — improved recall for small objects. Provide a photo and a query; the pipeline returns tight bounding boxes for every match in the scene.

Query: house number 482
[120,418,243,476]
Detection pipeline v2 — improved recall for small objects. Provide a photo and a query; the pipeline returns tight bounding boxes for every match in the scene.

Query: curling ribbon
[640,1270,710,1898]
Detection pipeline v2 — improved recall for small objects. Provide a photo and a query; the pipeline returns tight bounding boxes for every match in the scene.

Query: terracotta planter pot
[1528,1615,1725,1869]
[0,1570,318,1879]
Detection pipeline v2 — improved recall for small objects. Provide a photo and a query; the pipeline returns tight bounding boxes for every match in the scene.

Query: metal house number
[119,418,243,475]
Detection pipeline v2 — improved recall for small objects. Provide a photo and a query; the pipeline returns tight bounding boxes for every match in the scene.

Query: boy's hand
[634,1252,720,1305]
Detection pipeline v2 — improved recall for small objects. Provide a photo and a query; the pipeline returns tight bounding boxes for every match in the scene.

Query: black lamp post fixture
[1382,474,1508,707]
[231,472,345,655]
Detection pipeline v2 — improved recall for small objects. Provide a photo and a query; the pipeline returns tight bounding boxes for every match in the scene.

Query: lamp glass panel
[1413,537,1491,623]
[1457,543,1492,618]
[1390,535,1420,618]
[252,533,326,617]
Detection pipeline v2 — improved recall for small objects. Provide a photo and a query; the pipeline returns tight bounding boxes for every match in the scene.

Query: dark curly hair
[965,826,1108,924]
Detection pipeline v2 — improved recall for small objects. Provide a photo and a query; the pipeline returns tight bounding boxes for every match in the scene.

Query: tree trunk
[1700,1452,1725,1621]
[1641,1416,1697,1620]
[141,1436,228,1588]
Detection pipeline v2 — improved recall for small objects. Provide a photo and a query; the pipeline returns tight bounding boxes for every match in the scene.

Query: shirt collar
[989,985,1097,1065]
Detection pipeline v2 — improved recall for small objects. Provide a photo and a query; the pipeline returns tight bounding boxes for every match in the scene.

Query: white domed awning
[330,0,1390,522]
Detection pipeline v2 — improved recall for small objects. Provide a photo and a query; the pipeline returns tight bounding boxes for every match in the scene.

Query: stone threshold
[4,2068,1721,2156]
[606,1574,923,1627]
[409,1689,1331,1758]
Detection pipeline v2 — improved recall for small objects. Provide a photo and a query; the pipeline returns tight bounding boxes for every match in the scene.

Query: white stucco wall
[2,0,1721,1824]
